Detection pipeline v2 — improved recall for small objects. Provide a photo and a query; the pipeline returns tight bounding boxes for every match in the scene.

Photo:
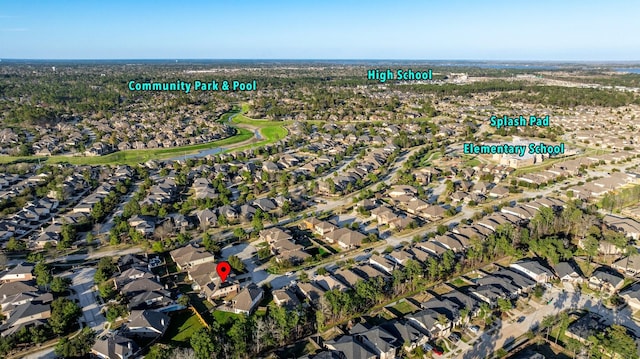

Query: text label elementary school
[368,69,433,83]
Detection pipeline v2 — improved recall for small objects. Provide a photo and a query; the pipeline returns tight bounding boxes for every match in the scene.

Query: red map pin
[216,261,231,283]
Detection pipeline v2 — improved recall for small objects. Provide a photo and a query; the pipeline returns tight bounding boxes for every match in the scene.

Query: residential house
[170,244,215,270]
[127,215,156,237]
[603,214,640,240]
[125,309,169,338]
[355,264,390,282]
[314,221,337,236]
[407,308,450,338]
[92,334,138,359]
[369,255,397,274]
[620,282,640,311]
[333,269,367,289]
[419,205,446,220]
[442,289,481,319]
[120,278,171,310]
[0,262,34,283]
[324,228,366,249]
[510,260,555,284]
[554,261,584,284]
[612,254,640,276]
[231,283,264,315]
[565,313,608,344]
[259,227,293,244]
[589,267,625,294]
[380,319,429,352]
[113,267,155,289]
[324,335,378,359]
[296,282,327,305]
[273,289,301,308]
[354,327,401,359]
[0,298,51,337]
[315,275,349,292]
[193,209,217,229]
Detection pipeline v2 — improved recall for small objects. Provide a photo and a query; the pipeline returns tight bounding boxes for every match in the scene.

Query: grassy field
[164,310,205,345]
[223,107,289,152]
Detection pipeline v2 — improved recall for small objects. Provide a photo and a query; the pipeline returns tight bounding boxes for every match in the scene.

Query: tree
[497,298,512,313]
[479,302,491,320]
[59,224,76,249]
[168,348,197,359]
[582,234,599,263]
[190,328,216,359]
[233,227,247,240]
[257,247,271,260]
[599,324,639,359]
[325,178,336,194]
[26,323,50,344]
[541,315,555,341]
[49,298,82,335]
[105,305,127,323]
[94,257,116,283]
[55,327,95,358]
[98,281,115,299]
[5,237,26,252]
[91,200,105,222]
[145,344,172,359]
[565,338,582,358]
[252,213,264,231]
[51,276,71,293]
[177,294,190,307]
[34,261,53,289]
[228,255,246,272]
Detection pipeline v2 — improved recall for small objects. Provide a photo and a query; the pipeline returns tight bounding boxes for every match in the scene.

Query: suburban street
[62,267,107,334]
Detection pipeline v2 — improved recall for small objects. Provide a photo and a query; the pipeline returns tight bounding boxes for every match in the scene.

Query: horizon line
[1,58,640,64]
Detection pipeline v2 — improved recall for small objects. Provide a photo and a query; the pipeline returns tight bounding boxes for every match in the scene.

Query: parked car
[432,346,444,356]
[517,316,526,323]
[468,325,480,334]
[423,343,433,352]
[448,332,461,343]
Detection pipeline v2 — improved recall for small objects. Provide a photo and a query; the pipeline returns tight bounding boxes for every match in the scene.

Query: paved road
[62,267,106,334]
[97,181,142,236]
[21,347,56,359]
[48,247,143,264]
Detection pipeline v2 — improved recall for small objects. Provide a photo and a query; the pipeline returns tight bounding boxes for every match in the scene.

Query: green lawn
[390,300,417,315]
[218,103,289,152]
[451,277,467,287]
[164,310,205,344]
[213,310,242,326]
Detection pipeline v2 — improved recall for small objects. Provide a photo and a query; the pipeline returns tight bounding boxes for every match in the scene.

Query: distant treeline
[493,85,640,107]
[397,80,527,96]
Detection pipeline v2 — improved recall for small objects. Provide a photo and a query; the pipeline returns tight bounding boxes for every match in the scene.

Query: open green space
[164,310,205,344]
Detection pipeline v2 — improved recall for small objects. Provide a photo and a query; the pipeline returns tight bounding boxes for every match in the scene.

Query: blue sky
[0,0,638,60]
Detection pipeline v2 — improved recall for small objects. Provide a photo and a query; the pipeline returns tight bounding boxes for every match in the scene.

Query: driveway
[63,267,106,334]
